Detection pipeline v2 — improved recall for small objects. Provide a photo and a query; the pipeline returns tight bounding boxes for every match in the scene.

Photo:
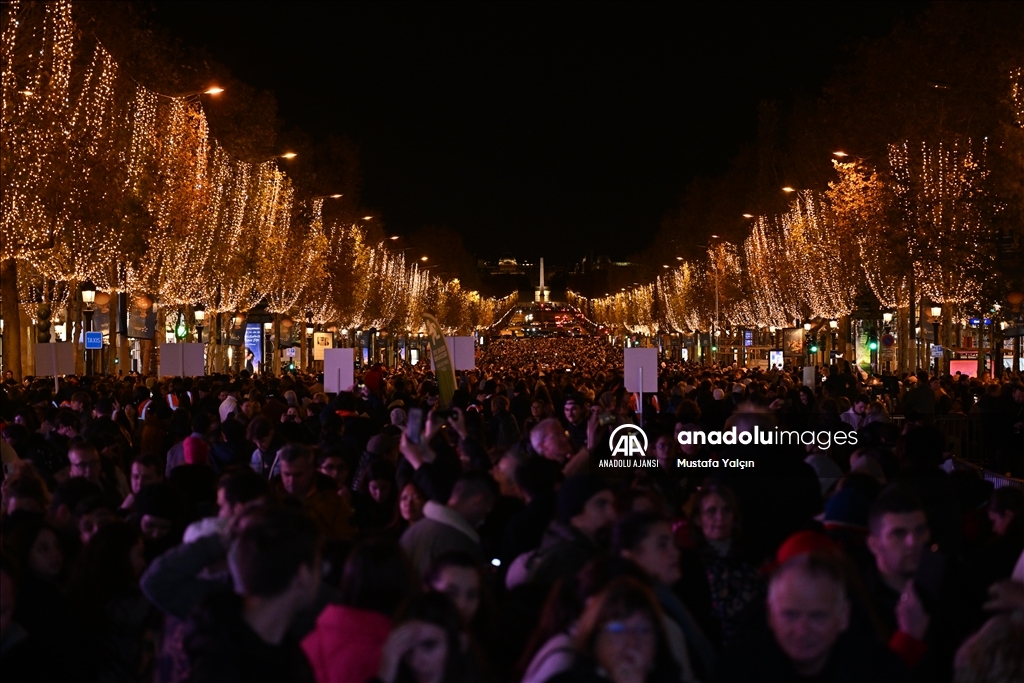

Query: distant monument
[534,257,550,302]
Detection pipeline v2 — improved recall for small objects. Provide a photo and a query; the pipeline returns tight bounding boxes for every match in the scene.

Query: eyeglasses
[603,621,654,637]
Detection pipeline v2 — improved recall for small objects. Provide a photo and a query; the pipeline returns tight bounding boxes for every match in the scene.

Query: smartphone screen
[407,408,424,445]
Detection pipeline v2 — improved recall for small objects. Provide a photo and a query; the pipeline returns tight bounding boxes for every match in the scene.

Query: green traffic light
[810,345,819,353]
[176,324,186,338]
[869,341,878,350]
[711,345,717,352]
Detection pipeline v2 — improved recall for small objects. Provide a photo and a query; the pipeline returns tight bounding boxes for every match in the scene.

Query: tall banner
[423,313,456,409]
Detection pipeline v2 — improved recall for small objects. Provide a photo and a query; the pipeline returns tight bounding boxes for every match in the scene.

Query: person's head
[70,522,146,614]
[767,553,850,677]
[574,577,676,683]
[228,508,321,609]
[530,418,573,463]
[987,487,1024,538]
[530,399,545,418]
[427,551,484,626]
[75,496,118,544]
[338,537,417,617]
[278,444,316,498]
[613,512,680,585]
[364,459,397,503]
[692,483,739,544]
[246,416,274,451]
[1012,385,1024,404]
[2,475,48,516]
[217,469,270,519]
[447,472,498,529]
[316,450,350,489]
[68,440,102,483]
[400,482,427,523]
[2,513,64,578]
[133,482,180,541]
[564,396,587,425]
[130,455,162,495]
[953,613,1024,683]
[557,475,615,540]
[392,592,468,683]
[852,394,869,415]
[867,485,929,583]
[652,430,676,466]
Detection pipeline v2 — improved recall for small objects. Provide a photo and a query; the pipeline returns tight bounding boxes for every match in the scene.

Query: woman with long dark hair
[373,591,480,683]
[69,521,154,683]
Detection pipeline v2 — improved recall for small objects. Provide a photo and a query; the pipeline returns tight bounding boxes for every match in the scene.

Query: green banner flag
[423,313,456,409]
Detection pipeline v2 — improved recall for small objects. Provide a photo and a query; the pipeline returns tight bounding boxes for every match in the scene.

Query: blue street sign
[85,331,103,350]
[968,318,992,325]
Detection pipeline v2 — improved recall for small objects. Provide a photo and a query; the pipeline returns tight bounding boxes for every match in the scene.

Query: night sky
[150,1,924,263]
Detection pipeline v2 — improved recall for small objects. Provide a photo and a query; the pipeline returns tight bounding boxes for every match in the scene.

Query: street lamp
[81,281,96,376]
[803,322,812,332]
[930,305,942,374]
[882,312,893,324]
[263,321,273,375]
[194,305,206,343]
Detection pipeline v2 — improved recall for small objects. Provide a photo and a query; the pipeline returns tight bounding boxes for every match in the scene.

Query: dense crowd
[1,341,1023,683]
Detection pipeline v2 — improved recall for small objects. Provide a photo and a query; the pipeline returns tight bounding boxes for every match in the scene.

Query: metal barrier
[892,415,990,466]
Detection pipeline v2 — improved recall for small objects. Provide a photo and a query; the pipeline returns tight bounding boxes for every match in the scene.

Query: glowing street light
[832,151,848,158]
[782,186,796,193]
[203,86,225,95]
[742,213,753,218]
[389,235,400,240]
[420,256,428,262]
[279,152,297,160]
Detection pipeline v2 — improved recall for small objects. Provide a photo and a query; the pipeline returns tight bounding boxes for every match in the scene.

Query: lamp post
[81,281,96,376]
[930,305,942,375]
[194,305,205,344]
[262,321,272,375]
[305,322,314,372]
[829,319,839,357]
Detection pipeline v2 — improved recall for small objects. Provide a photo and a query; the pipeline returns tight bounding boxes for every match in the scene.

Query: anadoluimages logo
[608,424,648,457]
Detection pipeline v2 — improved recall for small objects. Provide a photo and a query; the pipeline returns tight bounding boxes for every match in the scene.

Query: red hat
[763,530,840,575]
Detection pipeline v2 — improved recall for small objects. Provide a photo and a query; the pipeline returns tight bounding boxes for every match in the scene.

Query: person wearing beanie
[518,475,616,589]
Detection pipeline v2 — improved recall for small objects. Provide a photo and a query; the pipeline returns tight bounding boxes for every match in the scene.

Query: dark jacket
[184,592,315,683]
[716,624,907,683]
[524,520,602,588]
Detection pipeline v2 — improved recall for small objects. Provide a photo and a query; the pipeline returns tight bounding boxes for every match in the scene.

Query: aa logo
[608,424,648,457]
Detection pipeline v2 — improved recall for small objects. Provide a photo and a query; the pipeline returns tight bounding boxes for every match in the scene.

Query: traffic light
[174,312,187,339]
[869,339,879,351]
[36,302,51,343]
[809,343,819,353]
[711,345,718,352]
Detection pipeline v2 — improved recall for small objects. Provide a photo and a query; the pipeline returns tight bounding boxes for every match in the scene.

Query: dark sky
[150,1,924,263]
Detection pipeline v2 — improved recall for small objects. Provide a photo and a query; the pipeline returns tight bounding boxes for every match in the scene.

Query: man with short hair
[562,394,589,452]
[529,417,589,476]
[67,439,103,485]
[400,471,497,577]
[718,553,906,681]
[841,394,870,431]
[183,509,320,683]
[519,474,615,588]
[277,444,355,542]
[121,454,163,512]
[865,484,954,675]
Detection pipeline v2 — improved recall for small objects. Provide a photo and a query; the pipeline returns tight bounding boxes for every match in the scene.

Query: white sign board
[34,342,76,376]
[323,347,355,393]
[803,366,816,388]
[312,332,332,361]
[931,345,944,358]
[159,342,206,377]
[624,348,658,393]
[429,337,476,371]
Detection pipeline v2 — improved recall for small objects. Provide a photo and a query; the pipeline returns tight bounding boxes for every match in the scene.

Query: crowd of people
[1,339,1023,683]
